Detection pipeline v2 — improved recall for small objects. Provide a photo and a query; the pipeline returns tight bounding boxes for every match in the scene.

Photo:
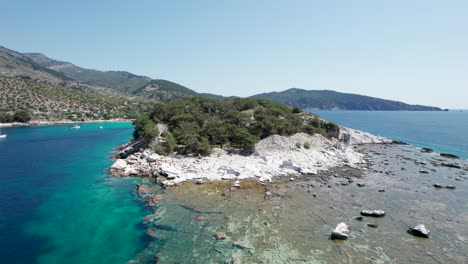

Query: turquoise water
[308,110,468,159]
[0,123,149,264]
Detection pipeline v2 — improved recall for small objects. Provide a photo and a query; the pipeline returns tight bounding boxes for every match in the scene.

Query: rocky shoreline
[106,124,468,263]
[123,141,467,263]
[109,126,392,188]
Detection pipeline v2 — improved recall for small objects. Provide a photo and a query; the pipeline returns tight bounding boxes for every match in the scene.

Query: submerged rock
[408,224,430,238]
[331,222,350,240]
[214,232,227,240]
[441,163,462,169]
[361,210,386,217]
[354,216,364,221]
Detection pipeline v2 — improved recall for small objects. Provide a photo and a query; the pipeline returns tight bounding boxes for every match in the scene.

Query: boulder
[159,163,180,179]
[446,185,456,189]
[147,153,160,162]
[421,148,433,153]
[433,184,443,188]
[331,222,350,240]
[232,180,241,188]
[110,159,127,170]
[408,224,430,238]
[361,210,385,217]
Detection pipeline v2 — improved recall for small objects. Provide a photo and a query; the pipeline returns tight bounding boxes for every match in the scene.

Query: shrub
[292,107,302,113]
[13,110,32,123]
[303,141,311,149]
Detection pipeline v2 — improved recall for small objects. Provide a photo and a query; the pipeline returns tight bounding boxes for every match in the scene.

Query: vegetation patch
[133,97,338,156]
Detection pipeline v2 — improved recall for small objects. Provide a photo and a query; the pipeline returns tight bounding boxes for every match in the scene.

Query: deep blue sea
[308,110,468,159]
[0,122,149,264]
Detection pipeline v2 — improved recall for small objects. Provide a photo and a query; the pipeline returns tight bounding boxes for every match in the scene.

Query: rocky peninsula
[106,97,468,263]
[110,126,390,187]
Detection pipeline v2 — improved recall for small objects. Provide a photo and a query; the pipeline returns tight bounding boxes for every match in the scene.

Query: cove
[0,122,149,264]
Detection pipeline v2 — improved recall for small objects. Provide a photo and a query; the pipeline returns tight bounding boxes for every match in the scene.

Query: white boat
[71,125,80,129]
[0,129,6,139]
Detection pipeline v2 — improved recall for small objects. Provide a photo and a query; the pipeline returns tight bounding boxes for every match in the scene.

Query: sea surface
[308,110,468,159]
[0,122,149,264]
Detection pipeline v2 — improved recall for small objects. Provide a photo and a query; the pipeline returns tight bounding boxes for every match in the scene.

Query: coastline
[0,118,133,128]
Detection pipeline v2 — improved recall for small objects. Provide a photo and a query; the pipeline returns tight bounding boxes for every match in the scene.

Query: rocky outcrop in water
[361,210,386,217]
[331,222,350,240]
[408,224,430,238]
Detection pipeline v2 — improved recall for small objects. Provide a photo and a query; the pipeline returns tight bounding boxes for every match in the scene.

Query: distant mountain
[0,46,73,83]
[22,52,200,101]
[23,53,152,93]
[252,88,442,111]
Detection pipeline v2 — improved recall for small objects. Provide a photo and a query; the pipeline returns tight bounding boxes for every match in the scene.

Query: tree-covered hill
[133,97,338,156]
[252,88,442,111]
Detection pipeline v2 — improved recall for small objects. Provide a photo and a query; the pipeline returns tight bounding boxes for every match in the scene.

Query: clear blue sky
[2,0,467,108]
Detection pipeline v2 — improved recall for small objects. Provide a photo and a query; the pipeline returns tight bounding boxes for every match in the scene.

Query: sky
[2,0,468,109]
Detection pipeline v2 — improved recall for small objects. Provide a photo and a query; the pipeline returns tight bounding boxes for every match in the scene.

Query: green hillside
[0,76,150,122]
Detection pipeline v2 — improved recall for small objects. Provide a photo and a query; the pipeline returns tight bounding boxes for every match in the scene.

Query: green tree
[231,128,259,153]
[133,115,159,142]
[13,110,32,123]
[203,120,228,148]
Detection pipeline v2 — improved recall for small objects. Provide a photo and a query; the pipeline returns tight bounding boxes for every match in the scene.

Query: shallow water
[0,123,149,264]
[131,145,468,263]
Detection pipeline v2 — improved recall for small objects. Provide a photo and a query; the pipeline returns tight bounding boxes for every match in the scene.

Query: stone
[446,185,456,189]
[361,210,385,217]
[232,180,241,188]
[214,232,227,240]
[433,184,443,188]
[440,163,461,169]
[195,178,203,184]
[357,183,365,187]
[440,153,460,159]
[146,153,160,162]
[331,222,350,240]
[110,159,127,170]
[419,169,429,174]
[354,216,364,221]
[378,189,385,192]
[421,148,433,153]
[408,224,430,238]
[367,223,379,228]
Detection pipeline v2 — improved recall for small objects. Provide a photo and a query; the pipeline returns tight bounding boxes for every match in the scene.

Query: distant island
[252,88,442,111]
[0,45,443,124]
